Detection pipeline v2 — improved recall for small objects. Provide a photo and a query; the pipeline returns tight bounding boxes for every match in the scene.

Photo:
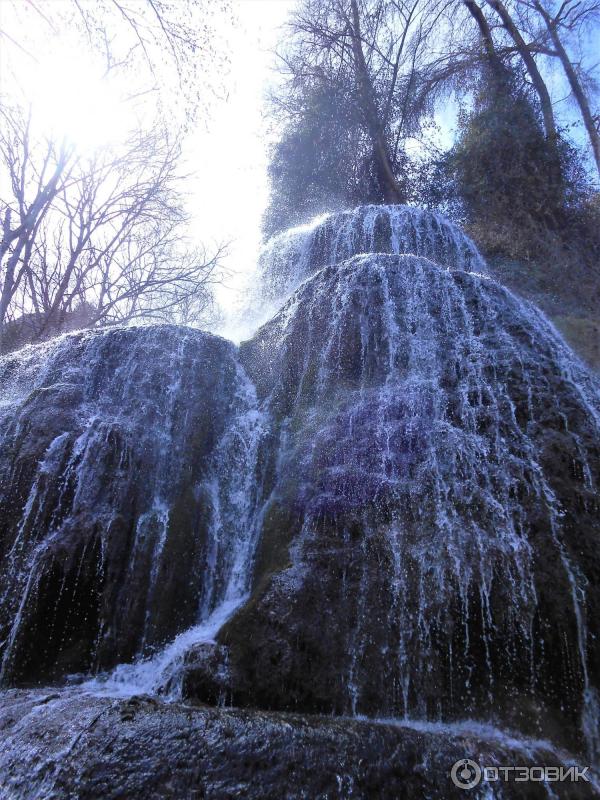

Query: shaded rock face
[258,204,486,302]
[1,689,595,800]
[0,326,263,683]
[222,254,600,760]
[0,205,599,788]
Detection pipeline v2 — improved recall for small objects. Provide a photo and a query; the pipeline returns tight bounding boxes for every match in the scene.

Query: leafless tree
[406,1,599,171]
[451,1,600,173]
[0,105,78,330]
[483,0,559,138]
[0,102,225,351]
[278,0,454,203]
[0,0,230,125]
[516,0,600,175]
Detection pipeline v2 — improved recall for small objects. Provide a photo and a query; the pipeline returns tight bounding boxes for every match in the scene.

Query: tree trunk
[534,0,600,177]
[348,0,404,204]
[0,210,27,329]
[464,1,497,63]
[463,0,505,77]
[485,0,557,140]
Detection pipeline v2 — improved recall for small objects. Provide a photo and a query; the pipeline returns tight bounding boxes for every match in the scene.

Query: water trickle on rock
[0,326,264,692]
[0,206,599,775]
[258,204,487,302]
[84,358,266,698]
[236,248,600,763]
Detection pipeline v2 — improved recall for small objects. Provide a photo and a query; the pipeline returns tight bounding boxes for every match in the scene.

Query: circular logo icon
[451,759,482,790]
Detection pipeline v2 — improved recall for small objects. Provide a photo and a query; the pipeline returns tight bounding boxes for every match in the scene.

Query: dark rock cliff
[0,326,250,683]
[214,254,600,761]
[0,207,599,797]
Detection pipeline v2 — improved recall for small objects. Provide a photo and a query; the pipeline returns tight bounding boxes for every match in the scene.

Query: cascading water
[0,326,264,688]
[232,249,600,763]
[1,206,600,796]
[85,360,266,698]
[258,204,487,302]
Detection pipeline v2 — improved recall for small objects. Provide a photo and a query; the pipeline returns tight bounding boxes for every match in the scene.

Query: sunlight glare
[24,45,137,152]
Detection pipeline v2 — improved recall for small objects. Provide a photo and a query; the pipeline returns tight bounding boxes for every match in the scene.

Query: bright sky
[185,1,296,320]
[0,0,295,334]
[0,0,597,337]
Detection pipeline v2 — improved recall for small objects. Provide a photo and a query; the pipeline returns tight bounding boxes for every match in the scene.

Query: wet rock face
[258,204,486,302]
[0,326,244,683]
[1,205,600,782]
[0,689,594,800]
[221,254,600,758]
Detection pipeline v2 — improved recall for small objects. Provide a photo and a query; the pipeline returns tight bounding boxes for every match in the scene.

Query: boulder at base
[0,689,596,800]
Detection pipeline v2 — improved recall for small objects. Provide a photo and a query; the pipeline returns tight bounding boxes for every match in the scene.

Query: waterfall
[85,360,266,698]
[1,206,599,772]
[238,249,600,761]
[0,326,264,688]
[258,204,487,303]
